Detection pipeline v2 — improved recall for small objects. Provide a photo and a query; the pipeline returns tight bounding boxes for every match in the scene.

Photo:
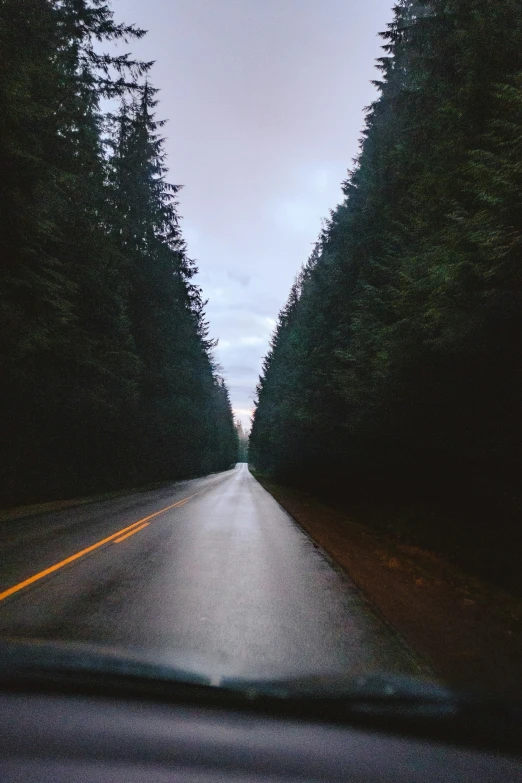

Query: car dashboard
[1,687,521,783]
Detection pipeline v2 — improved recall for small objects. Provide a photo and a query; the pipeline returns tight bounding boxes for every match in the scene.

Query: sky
[112,0,394,429]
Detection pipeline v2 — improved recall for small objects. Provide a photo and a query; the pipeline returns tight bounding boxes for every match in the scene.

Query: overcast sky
[113,0,394,429]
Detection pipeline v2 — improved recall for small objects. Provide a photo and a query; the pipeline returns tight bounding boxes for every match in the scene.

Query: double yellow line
[0,491,200,603]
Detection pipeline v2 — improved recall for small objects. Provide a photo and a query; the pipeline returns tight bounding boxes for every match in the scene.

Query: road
[0,464,420,679]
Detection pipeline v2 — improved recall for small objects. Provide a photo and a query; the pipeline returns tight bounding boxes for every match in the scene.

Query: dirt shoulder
[253,471,522,697]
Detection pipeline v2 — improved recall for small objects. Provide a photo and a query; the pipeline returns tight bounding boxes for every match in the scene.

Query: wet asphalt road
[0,464,420,679]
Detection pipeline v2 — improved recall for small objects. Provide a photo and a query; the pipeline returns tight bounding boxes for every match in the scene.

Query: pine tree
[0,0,237,502]
[108,86,237,480]
[251,0,522,583]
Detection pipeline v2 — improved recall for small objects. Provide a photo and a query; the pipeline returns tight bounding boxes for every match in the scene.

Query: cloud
[112,0,393,416]
[227,269,252,287]
[226,365,257,377]
[240,336,264,346]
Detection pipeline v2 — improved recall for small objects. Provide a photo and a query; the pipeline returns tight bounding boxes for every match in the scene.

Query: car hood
[0,635,452,700]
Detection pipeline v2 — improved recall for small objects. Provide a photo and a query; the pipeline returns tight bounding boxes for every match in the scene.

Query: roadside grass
[0,480,177,524]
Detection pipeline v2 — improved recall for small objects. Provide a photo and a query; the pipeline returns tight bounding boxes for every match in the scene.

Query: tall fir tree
[250,0,522,587]
[0,0,237,503]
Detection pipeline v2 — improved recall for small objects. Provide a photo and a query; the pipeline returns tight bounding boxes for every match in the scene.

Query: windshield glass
[1,0,521,702]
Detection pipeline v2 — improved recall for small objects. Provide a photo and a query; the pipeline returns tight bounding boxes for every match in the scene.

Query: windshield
[1,0,521,703]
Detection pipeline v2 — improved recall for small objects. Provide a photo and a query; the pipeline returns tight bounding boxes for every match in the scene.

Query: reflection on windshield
[0,0,521,701]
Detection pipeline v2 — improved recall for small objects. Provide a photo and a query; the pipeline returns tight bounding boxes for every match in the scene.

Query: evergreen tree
[250,0,522,584]
[235,421,249,462]
[0,0,236,504]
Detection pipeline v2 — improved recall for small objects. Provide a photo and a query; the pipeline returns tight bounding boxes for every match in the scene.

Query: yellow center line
[113,522,150,543]
[0,488,206,602]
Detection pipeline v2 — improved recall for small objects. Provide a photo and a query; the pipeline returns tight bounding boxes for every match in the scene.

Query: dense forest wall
[0,0,237,506]
[250,0,522,587]
[235,421,249,462]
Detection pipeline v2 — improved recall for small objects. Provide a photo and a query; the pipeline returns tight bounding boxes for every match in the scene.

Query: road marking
[0,489,204,602]
[113,522,150,543]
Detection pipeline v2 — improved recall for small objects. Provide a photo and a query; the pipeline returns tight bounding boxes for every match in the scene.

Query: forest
[250,0,522,588]
[0,0,237,506]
